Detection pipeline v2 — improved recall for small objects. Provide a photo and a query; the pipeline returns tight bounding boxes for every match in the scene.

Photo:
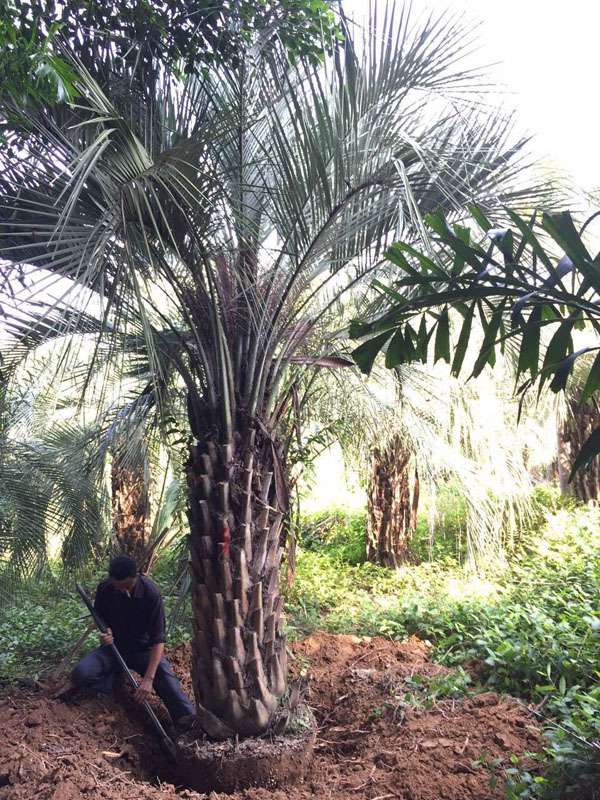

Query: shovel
[76,583,178,764]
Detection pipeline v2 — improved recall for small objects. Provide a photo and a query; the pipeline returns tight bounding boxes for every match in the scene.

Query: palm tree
[0,300,190,594]
[558,393,600,501]
[555,360,600,502]
[0,388,107,605]
[304,360,543,566]
[0,5,549,738]
[367,432,419,564]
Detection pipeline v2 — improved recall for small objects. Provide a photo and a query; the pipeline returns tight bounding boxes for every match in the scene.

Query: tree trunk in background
[111,454,151,571]
[367,436,419,567]
[558,396,600,502]
[185,423,288,738]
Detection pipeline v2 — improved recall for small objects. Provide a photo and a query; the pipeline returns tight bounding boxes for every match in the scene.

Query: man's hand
[100,627,113,646]
[135,677,154,703]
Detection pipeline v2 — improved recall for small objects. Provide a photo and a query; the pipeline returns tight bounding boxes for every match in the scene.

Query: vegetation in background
[297,509,368,566]
[0,2,78,106]
[0,0,339,108]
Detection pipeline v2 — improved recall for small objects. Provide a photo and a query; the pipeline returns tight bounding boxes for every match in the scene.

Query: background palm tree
[0,301,191,600]
[0,4,552,737]
[0,390,106,604]
[302,360,546,566]
[366,432,419,565]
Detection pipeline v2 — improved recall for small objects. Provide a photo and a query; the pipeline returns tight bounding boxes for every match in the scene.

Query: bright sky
[345,0,600,195]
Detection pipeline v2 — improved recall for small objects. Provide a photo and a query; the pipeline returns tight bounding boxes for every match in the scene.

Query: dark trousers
[71,646,195,723]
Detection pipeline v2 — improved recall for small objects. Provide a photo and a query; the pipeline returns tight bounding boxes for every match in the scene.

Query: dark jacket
[93,575,166,653]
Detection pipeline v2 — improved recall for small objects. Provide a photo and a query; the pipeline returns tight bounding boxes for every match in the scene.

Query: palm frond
[0,3,555,446]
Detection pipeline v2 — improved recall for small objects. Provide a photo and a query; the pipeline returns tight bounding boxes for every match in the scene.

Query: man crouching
[58,555,195,729]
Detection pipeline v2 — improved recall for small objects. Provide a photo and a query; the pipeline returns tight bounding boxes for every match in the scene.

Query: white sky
[344,0,600,195]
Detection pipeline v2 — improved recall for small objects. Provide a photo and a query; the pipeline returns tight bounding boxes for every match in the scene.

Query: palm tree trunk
[366,436,418,567]
[111,455,151,571]
[558,396,600,502]
[186,423,288,737]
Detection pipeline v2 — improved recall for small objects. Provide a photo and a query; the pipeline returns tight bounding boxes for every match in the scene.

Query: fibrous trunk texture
[186,425,288,738]
[367,436,419,567]
[558,396,600,502]
[111,457,151,571]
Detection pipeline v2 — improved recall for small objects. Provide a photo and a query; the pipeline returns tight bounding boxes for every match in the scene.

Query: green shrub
[409,480,469,564]
[0,593,95,679]
[298,509,367,565]
[288,503,600,799]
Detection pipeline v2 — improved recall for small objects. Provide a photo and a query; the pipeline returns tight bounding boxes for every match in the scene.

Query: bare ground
[0,632,542,799]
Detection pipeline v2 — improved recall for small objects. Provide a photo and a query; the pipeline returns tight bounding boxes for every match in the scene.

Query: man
[59,555,195,728]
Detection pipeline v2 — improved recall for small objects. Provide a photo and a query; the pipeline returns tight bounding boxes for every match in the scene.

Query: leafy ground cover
[288,495,600,798]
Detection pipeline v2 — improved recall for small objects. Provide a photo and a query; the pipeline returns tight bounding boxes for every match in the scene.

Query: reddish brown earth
[0,632,542,800]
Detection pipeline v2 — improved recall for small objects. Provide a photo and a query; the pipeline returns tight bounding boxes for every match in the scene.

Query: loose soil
[0,632,543,799]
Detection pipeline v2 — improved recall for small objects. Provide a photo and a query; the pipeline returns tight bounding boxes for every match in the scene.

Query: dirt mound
[0,633,542,799]
[292,632,541,800]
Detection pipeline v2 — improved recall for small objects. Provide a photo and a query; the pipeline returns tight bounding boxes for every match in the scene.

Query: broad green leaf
[569,426,600,480]
[517,306,542,379]
[454,225,471,244]
[425,209,456,241]
[417,314,431,363]
[489,228,513,261]
[539,320,574,393]
[349,307,406,339]
[451,303,475,377]
[372,279,407,304]
[385,327,405,368]
[542,211,600,294]
[472,303,505,378]
[542,211,591,265]
[512,211,537,263]
[469,204,492,232]
[403,323,419,362]
[549,349,592,393]
[541,305,560,322]
[425,211,486,271]
[505,209,553,270]
[392,241,445,277]
[434,307,450,364]
[351,331,392,375]
[385,244,422,278]
[581,350,600,403]
[548,360,571,393]
[451,224,471,274]
[349,319,373,339]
